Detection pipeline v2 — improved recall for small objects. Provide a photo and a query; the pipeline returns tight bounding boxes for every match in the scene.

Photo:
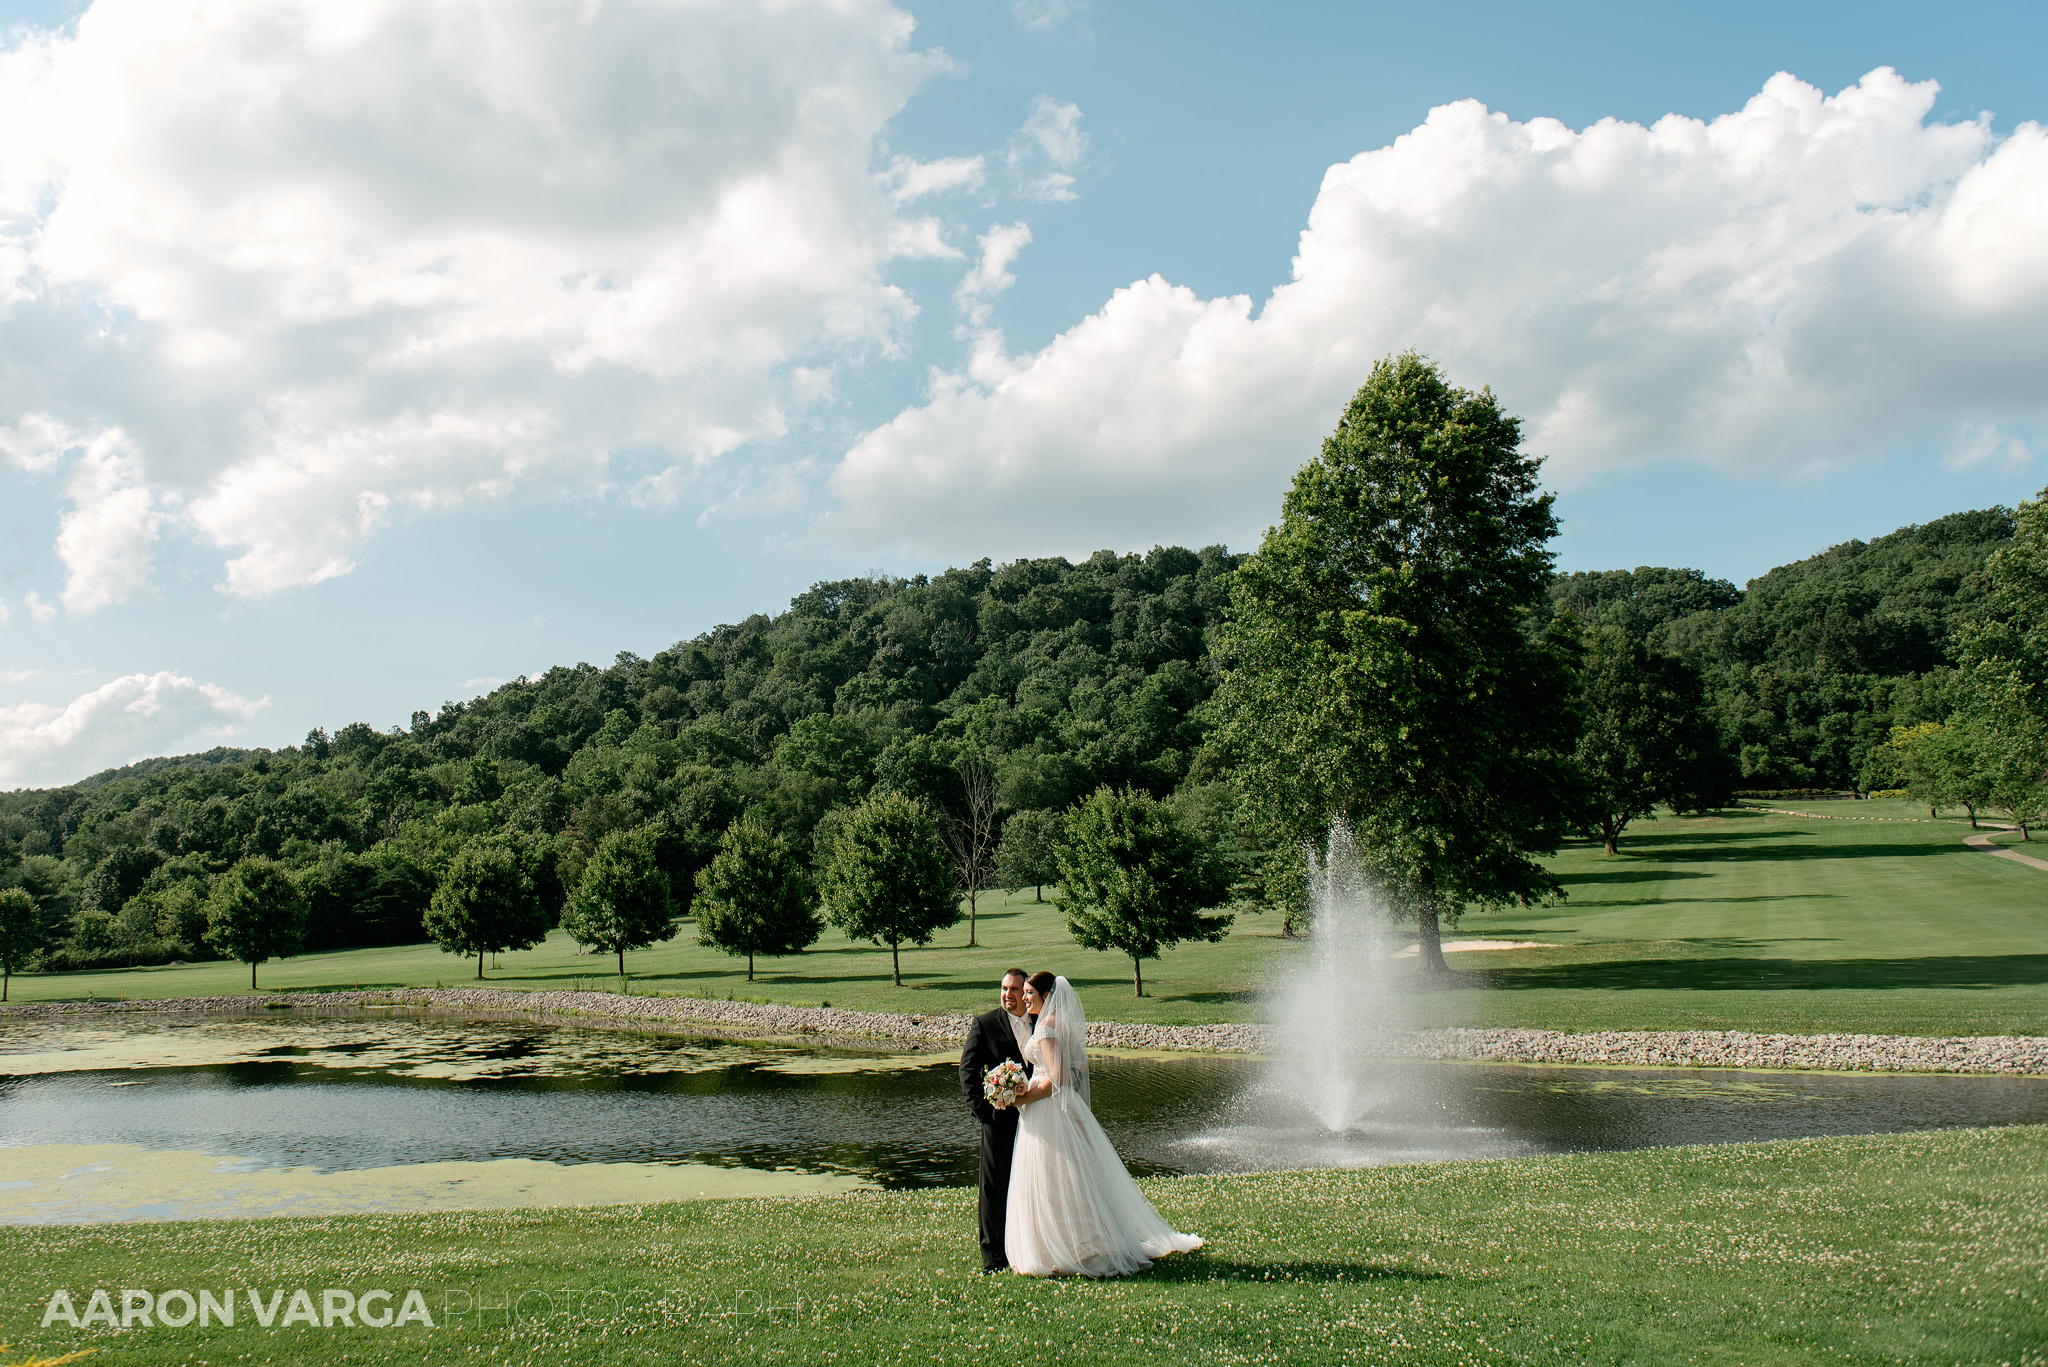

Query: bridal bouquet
[983,1060,1028,1109]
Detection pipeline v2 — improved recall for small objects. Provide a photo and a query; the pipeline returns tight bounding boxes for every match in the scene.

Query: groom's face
[1000,974,1025,1016]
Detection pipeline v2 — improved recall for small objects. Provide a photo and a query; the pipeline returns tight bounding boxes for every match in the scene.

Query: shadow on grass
[1557,869,1710,885]
[1142,1255,1448,1286]
[1474,953,2048,992]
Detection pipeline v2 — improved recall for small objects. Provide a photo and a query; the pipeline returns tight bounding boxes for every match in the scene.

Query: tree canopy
[423,838,548,977]
[1572,626,1731,854]
[819,791,958,986]
[203,856,307,989]
[694,813,820,979]
[1212,352,1581,972]
[1053,786,1232,996]
[560,827,679,979]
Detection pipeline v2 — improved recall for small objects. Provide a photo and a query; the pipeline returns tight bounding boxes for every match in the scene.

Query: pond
[3,1009,2044,1223]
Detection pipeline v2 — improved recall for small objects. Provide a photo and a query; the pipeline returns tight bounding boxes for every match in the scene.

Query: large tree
[1053,786,1233,997]
[1573,626,1731,854]
[424,838,549,978]
[1212,352,1581,974]
[819,791,959,987]
[561,826,680,981]
[694,813,820,980]
[204,857,308,989]
[0,886,64,1001]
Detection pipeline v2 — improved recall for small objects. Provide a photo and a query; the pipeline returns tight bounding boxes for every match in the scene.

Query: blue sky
[2,0,2045,786]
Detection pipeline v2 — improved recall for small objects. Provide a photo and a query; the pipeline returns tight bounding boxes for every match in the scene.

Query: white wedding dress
[1004,977,1205,1277]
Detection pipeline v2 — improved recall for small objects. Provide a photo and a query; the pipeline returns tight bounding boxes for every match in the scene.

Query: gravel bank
[3,988,2044,1076]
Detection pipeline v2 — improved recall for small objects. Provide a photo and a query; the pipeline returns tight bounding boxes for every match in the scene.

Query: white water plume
[1267,822,1421,1132]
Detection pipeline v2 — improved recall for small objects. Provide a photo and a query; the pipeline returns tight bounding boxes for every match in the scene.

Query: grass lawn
[8,804,2045,1037]
[1,1125,2040,1365]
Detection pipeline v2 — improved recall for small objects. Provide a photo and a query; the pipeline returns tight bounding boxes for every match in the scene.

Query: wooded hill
[0,509,2018,971]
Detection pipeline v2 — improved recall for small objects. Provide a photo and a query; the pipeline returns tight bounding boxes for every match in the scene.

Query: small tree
[1054,786,1234,997]
[561,826,679,981]
[424,838,548,978]
[1884,721,1990,825]
[820,791,959,987]
[940,754,1004,946]
[1574,625,1731,854]
[0,887,64,1001]
[204,857,308,990]
[694,814,821,980]
[995,809,1064,902]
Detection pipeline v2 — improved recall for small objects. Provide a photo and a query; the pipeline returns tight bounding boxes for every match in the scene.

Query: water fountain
[1178,823,1529,1170]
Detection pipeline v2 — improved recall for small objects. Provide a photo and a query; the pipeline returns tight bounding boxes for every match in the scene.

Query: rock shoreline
[5,988,2045,1076]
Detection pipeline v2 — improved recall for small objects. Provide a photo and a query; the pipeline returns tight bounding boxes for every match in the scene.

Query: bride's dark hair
[1026,971,1057,1000]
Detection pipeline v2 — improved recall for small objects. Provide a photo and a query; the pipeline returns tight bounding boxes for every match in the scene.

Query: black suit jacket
[960,1008,1034,1126]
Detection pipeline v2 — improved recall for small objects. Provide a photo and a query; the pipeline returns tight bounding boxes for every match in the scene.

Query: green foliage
[424,838,548,977]
[1542,566,1741,639]
[1572,626,1732,853]
[693,814,821,979]
[299,842,434,950]
[1880,721,1991,824]
[819,791,959,986]
[1212,353,1580,969]
[1660,506,2016,789]
[1953,485,2048,837]
[202,856,308,989]
[994,808,1063,901]
[0,886,63,999]
[560,826,679,978]
[1054,786,1232,996]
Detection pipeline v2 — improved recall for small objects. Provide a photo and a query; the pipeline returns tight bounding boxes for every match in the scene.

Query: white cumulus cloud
[0,672,267,787]
[832,69,2048,559]
[0,0,954,603]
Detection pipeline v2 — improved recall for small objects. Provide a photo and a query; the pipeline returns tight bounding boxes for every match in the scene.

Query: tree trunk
[617,947,626,982]
[4,968,10,1002]
[1966,804,1980,829]
[1034,883,1042,903]
[747,950,755,981]
[891,939,901,987]
[967,884,978,948]
[477,951,485,979]
[251,960,259,990]
[1602,815,1623,857]
[1133,956,1144,997]
[1415,906,1449,976]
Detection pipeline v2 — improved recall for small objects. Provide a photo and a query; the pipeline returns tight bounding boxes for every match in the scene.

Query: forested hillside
[0,547,1243,968]
[1546,508,2015,790]
[0,507,2025,976]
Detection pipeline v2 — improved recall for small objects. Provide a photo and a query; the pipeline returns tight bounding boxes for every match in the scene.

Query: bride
[1004,972,1205,1277]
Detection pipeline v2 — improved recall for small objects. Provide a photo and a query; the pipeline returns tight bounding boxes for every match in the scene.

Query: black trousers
[977,1115,1019,1270]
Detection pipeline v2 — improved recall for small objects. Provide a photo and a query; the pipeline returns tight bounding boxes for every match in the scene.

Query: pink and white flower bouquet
[983,1059,1028,1109]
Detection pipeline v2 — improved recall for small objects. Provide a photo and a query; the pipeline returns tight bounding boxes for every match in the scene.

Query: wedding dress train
[1004,977,1205,1277]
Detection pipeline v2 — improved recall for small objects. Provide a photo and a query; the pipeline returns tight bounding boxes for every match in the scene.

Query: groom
[959,968,1034,1273]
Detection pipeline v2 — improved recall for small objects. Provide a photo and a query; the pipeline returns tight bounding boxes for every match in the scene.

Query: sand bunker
[1390,940,1560,958]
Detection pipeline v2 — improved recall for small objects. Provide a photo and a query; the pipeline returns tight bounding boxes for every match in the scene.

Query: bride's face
[1022,982,1044,1014]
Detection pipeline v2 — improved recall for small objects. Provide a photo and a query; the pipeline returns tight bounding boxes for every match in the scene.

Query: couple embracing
[959,968,1205,1277]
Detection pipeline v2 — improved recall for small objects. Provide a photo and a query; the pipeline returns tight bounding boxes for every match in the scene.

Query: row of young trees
[0,780,1231,999]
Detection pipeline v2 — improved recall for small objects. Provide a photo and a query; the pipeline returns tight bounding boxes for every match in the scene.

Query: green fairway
[1,1126,2039,1365]
[8,805,2045,1036]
